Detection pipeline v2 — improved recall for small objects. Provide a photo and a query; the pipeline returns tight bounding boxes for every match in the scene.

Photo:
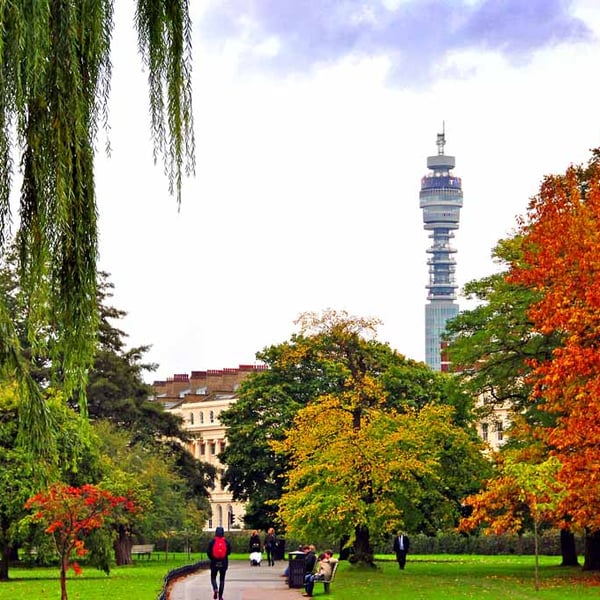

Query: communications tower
[420,127,463,371]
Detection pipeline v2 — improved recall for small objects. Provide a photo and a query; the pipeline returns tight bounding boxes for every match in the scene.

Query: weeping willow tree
[0,1,195,456]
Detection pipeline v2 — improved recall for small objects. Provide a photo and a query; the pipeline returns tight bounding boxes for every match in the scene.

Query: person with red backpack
[207,526,232,600]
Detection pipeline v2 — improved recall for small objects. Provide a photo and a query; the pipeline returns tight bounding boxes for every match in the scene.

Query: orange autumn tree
[509,150,600,570]
[460,443,564,589]
[26,483,137,600]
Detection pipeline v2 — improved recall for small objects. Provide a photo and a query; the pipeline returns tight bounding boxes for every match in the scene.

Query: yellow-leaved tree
[269,310,487,566]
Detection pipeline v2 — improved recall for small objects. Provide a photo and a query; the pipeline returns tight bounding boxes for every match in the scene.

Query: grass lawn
[0,552,199,600]
[335,555,600,600]
[1,554,599,599]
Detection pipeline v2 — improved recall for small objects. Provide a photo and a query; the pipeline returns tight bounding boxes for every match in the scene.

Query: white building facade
[152,365,267,531]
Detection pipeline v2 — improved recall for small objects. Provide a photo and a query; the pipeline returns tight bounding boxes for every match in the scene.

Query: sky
[95,0,600,382]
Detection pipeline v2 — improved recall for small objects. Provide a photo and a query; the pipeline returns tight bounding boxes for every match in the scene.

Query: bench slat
[131,544,155,559]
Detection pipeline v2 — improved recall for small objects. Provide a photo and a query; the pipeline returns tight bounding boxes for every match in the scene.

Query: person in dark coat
[264,527,277,566]
[393,531,410,570]
[249,529,262,566]
[304,544,317,574]
[207,526,232,600]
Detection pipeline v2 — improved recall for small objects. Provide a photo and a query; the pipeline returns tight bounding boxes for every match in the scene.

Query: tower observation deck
[420,129,463,371]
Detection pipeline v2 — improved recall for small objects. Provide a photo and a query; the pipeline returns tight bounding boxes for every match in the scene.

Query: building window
[200,443,205,456]
[496,421,503,442]
[210,442,216,455]
[481,423,488,441]
[219,441,226,454]
[217,505,223,528]
[209,410,215,424]
[200,412,204,424]
[189,412,194,425]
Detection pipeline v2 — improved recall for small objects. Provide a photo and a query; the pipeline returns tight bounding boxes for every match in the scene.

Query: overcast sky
[95,0,600,382]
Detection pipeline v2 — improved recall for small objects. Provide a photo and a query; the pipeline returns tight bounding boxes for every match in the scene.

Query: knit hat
[215,526,225,537]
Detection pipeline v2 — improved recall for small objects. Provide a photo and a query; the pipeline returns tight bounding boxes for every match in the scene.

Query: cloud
[196,0,594,86]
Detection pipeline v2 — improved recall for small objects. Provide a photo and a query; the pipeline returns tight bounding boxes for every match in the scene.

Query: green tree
[94,420,209,565]
[0,383,100,580]
[445,237,560,421]
[85,273,187,444]
[0,0,195,445]
[220,311,416,529]
[0,382,34,580]
[85,274,215,521]
[221,310,487,562]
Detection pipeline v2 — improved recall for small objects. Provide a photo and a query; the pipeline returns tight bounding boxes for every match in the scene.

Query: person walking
[393,531,410,570]
[207,526,232,600]
[264,527,277,566]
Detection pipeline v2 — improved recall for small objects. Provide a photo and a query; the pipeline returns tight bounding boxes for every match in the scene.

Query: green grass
[334,555,600,600]
[0,553,200,600]
[1,554,600,599]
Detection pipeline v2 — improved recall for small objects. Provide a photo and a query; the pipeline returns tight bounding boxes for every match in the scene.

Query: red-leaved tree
[509,150,600,569]
[25,483,137,600]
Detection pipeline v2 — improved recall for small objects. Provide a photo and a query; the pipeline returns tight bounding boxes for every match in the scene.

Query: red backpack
[213,536,227,560]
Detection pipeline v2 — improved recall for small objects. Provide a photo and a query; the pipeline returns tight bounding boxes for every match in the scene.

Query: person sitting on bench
[303,550,338,597]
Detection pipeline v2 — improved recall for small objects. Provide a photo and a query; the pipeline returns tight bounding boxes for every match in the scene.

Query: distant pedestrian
[393,531,410,570]
[264,527,277,566]
[207,526,232,600]
[249,529,262,566]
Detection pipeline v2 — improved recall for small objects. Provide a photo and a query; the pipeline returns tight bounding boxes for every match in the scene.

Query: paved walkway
[167,560,305,600]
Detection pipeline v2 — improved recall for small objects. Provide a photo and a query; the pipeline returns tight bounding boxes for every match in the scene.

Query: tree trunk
[113,524,133,566]
[533,520,539,591]
[583,529,600,571]
[0,542,9,581]
[1,516,10,580]
[339,535,351,560]
[560,529,579,567]
[350,525,374,566]
[60,556,68,600]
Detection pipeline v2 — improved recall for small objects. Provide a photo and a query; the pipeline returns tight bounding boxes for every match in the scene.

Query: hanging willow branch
[0,1,195,425]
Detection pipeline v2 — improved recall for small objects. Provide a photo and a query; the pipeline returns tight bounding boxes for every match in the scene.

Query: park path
[167,560,304,600]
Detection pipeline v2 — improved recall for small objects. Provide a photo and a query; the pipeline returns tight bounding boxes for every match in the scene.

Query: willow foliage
[0,1,194,430]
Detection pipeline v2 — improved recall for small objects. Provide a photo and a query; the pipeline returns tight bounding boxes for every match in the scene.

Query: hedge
[377,530,585,556]
[150,529,584,558]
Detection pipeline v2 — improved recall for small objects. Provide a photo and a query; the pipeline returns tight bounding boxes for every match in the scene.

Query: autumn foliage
[26,483,137,600]
[460,444,563,534]
[268,310,487,565]
[508,152,600,532]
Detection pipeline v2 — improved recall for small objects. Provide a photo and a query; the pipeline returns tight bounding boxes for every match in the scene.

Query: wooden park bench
[131,544,155,559]
[313,560,339,594]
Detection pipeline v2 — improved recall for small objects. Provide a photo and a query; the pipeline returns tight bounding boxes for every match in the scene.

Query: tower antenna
[436,121,446,155]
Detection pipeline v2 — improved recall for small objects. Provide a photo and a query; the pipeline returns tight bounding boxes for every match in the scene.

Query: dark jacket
[207,529,232,567]
[249,534,261,552]
[305,550,317,573]
[264,533,276,550]
[393,534,410,555]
